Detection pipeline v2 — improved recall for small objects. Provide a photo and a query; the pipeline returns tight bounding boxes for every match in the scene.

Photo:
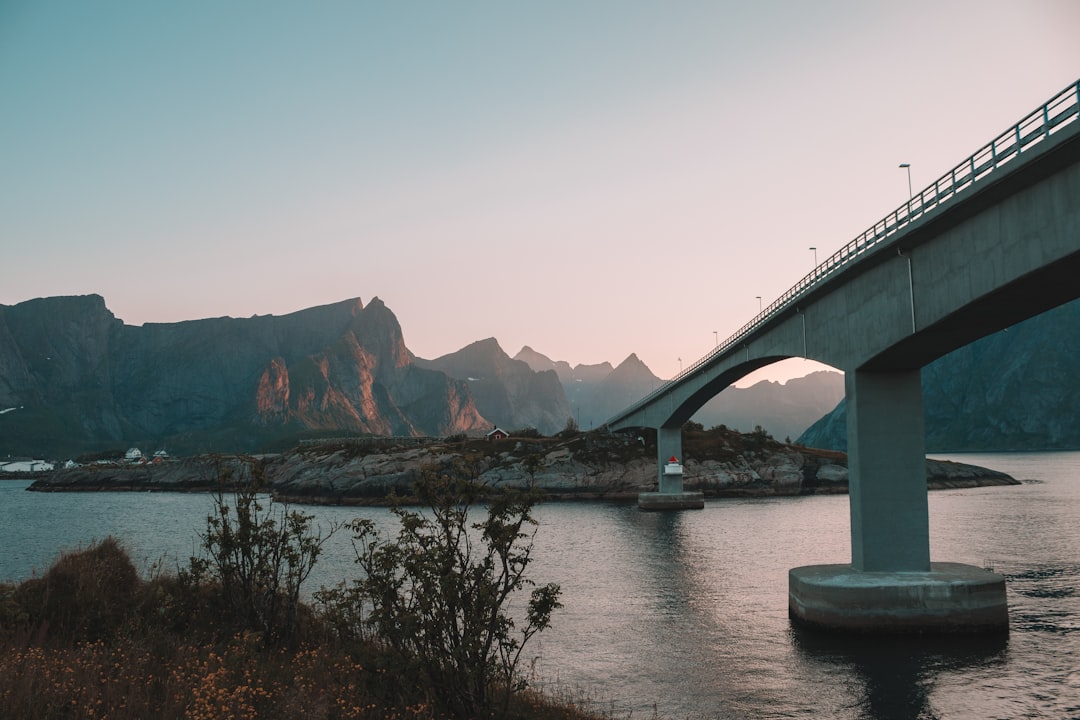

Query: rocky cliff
[417,338,572,435]
[0,295,488,457]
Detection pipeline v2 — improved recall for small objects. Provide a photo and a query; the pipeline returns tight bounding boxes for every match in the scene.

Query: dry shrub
[13,537,139,642]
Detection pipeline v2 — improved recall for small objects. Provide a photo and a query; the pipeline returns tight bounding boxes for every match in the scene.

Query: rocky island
[26,425,1019,503]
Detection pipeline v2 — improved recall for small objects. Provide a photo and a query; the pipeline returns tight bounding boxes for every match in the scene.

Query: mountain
[587,354,662,427]
[0,293,860,460]
[417,339,571,435]
[691,371,845,442]
[514,348,655,430]
[798,297,1080,452]
[512,346,573,380]
[0,295,488,457]
[514,346,842,438]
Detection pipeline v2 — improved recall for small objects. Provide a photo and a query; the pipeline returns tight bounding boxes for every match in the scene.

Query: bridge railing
[612,78,1080,423]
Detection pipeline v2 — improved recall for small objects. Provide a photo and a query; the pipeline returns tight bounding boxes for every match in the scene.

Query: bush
[0,582,29,634]
[558,417,581,438]
[12,537,139,642]
[74,449,126,464]
[335,462,562,719]
[511,427,543,439]
[198,464,336,645]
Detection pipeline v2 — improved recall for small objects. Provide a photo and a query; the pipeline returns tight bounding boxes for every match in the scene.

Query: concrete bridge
[604,79,1080,633]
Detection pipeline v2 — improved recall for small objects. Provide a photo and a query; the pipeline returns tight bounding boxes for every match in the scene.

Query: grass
[0,539,621,720]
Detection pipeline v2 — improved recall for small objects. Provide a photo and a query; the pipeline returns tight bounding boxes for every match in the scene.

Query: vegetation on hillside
[292,423,799,471]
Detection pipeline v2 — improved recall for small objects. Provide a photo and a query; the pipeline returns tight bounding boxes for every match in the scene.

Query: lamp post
[756,296,762,313]
[713,330,718,348]
[899,163,913,200]
[809,246,817,267]
[678,357,682,373]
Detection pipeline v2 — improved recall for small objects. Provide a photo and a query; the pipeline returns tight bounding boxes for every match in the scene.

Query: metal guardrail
[611,78,1080,423]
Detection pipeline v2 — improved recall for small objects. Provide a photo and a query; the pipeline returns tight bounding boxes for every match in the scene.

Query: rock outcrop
[29,428,1019,503]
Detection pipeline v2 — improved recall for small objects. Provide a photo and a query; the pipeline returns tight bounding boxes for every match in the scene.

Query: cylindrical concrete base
[637,491,705,510]
[789,562,1008,634]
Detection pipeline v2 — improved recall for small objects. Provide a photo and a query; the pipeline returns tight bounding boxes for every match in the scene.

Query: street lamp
[713,331,718,348]
[809,246,817,267]
[678,357,682,373]
[756,296,762,313]
[899,163,912,200]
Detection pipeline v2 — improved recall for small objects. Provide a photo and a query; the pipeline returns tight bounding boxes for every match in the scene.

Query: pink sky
[2,1,1078,383]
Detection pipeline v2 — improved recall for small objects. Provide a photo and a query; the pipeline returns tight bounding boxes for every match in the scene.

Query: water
[2,452,1079,719]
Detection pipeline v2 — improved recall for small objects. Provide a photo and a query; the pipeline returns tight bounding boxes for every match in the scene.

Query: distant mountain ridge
[514,348,655,430]
[692,372,845,442]
[2,294,844,459]
[512,347,843,440]
[415,339,571,435]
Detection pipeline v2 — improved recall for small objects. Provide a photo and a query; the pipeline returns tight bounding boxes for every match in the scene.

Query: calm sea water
[2,451,1078,719]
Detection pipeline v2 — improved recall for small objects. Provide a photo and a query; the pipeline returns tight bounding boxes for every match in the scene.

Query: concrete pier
[638,427,704,510]
[789,563,1008,633]
[638,491,704,510]
[788,370,1008,633]
[847,369,931,571]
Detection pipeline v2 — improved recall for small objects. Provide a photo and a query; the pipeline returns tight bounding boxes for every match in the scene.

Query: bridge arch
[658,355,801,429]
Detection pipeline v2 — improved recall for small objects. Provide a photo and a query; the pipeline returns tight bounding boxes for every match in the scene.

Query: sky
[2,1,1078,384]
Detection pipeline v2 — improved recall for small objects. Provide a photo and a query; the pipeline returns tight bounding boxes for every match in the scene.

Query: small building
[0,459,55,472]
[124,447,143,462]
[486,427,509,441]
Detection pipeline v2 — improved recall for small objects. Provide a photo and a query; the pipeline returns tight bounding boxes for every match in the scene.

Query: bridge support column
[789,369,1008,633]
[638,427,703,510]
[848,368,930,571]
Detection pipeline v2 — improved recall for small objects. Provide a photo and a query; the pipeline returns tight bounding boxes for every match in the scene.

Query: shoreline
[24,473,1020,506]
[19,431,1023,506]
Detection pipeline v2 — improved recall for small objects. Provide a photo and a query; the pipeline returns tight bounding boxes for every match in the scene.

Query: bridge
[604,78,1080,633]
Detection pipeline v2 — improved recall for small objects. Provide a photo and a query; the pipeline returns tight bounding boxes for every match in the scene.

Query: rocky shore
[26,428,1020,504]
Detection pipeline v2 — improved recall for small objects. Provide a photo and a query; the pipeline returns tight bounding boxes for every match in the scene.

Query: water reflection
[613,508,699,615]
[790,627,1008,720]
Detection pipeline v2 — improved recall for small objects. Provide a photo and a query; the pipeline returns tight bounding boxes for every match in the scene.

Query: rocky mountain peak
[515,346,576,384]
[418,339,570,434]
[570,361,615,383]
[514,345,555,372]
[350,297,413,370]
[425,338,508,378]
[610,353,655,381]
